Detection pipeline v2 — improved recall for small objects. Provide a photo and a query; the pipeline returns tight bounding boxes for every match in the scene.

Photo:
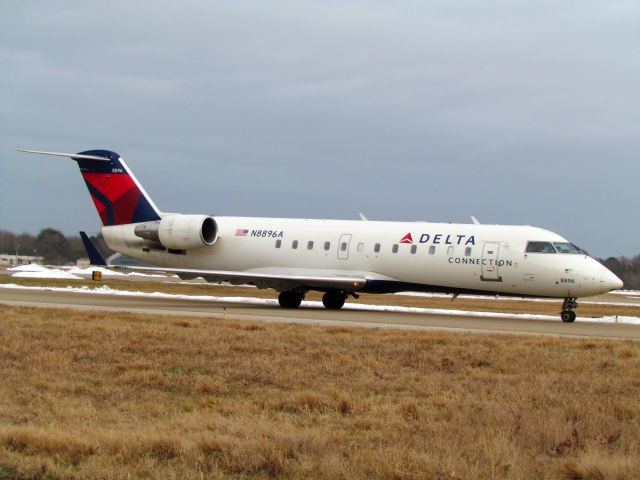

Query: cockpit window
[553,242,582,254]
[525,241,557,253]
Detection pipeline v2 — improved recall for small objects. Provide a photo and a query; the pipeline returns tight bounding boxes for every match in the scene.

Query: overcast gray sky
[1,1,638,258]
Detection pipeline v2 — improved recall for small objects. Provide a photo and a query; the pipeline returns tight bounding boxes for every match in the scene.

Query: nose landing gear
[560,297,577,323]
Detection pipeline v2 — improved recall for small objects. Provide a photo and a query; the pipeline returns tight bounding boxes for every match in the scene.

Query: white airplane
[19,149,623,322]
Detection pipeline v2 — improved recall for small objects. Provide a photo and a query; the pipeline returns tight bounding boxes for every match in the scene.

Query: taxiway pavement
[1,287,639,340]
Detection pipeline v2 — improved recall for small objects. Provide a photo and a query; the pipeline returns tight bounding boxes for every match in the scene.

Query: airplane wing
[77,229,366,292]
[118,265,367,292]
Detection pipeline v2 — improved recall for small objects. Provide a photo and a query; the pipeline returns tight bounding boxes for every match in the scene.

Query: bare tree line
[0,228,112,265]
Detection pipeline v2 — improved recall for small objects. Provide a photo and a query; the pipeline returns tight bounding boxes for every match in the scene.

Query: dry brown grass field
[1,303,639,479]
[2,275,639,319]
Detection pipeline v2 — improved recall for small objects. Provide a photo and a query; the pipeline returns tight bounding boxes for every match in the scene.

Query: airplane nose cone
[601,268,624,292]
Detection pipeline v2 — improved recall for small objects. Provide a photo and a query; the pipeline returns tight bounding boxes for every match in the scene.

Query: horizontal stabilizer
[79,231,107,266]
[18,149,111,162]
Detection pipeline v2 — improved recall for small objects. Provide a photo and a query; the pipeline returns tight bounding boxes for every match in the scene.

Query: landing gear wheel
[278,291,303,309]
[322,291,346,310]
[560,297,578,322]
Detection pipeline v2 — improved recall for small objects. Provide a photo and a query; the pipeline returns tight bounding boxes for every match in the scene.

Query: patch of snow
[68,266,131,276]
[394,291,639,307]
[67,266,168,278]
[591,316,640,324]
[125,271,169,278]
[10,264,81,279]
[610,290,640,300]
[8,264,50,272]
[12,269,81,280]
[611,290,640,295]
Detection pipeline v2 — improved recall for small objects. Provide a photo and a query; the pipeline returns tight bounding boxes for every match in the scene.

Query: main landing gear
[277,290,355,310]
[561,297,577,323]
[278,290,304,308]
[322,291,346,310]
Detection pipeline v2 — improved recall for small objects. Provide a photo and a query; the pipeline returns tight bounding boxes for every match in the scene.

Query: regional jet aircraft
[19,149,623,322]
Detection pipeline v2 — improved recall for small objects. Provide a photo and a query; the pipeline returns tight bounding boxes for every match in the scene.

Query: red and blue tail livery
[18,149,161,226]
[76,150,161,226]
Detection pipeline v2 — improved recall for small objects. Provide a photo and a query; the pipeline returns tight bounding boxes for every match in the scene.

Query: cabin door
[481,241,502,282]
[338,234,352,260]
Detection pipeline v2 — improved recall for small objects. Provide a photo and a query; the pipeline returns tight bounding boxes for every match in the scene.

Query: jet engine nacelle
[134,214,218,250]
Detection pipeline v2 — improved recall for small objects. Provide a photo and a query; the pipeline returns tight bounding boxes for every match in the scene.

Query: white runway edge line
[1,283,638,325]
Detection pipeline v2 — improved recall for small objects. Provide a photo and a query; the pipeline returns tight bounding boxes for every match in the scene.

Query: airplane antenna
[358,212,368,221]
[471,216,480,225]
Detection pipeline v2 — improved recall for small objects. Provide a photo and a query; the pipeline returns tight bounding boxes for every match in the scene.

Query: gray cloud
[1,1,638,257]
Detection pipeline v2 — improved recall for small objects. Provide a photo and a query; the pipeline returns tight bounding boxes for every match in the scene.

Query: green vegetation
[1,305,639,479]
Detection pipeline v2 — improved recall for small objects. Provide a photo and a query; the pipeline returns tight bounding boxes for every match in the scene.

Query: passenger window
[292,240,298,249]
[447,246,454,256]
[392,244,399,253]
[526,241,557,253]
[429,246,436,255]
[357,242,364,253]
[465,247,472,256]
[275,239,282,249]
[307,241,314,250]
[324,241,330,251]
[410,245,417,254]
[374,243,380,253]
[340,242,347,252]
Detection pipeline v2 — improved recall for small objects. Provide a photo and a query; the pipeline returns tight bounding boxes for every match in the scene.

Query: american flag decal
[235,229,248,237]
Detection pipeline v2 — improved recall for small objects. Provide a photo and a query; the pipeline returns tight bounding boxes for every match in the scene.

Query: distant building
[76,258,91,268]
[0,254,45,267]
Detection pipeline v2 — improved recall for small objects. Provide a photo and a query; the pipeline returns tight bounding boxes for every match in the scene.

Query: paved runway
[2,286,640,340]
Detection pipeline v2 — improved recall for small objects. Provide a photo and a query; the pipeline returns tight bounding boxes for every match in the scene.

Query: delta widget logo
[399,233,413,244]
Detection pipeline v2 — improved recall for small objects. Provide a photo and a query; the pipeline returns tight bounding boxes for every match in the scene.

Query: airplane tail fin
[19,149,162,226]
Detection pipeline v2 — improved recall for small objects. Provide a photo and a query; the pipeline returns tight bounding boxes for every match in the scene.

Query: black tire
[322,291,346,310]
[561,311,576,323]
[278,291,303,308]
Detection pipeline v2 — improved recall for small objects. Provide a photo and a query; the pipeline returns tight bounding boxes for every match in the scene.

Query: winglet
[80,232,107,266]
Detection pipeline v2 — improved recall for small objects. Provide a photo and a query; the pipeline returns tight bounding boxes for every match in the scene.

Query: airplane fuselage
[103,217,618,299]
